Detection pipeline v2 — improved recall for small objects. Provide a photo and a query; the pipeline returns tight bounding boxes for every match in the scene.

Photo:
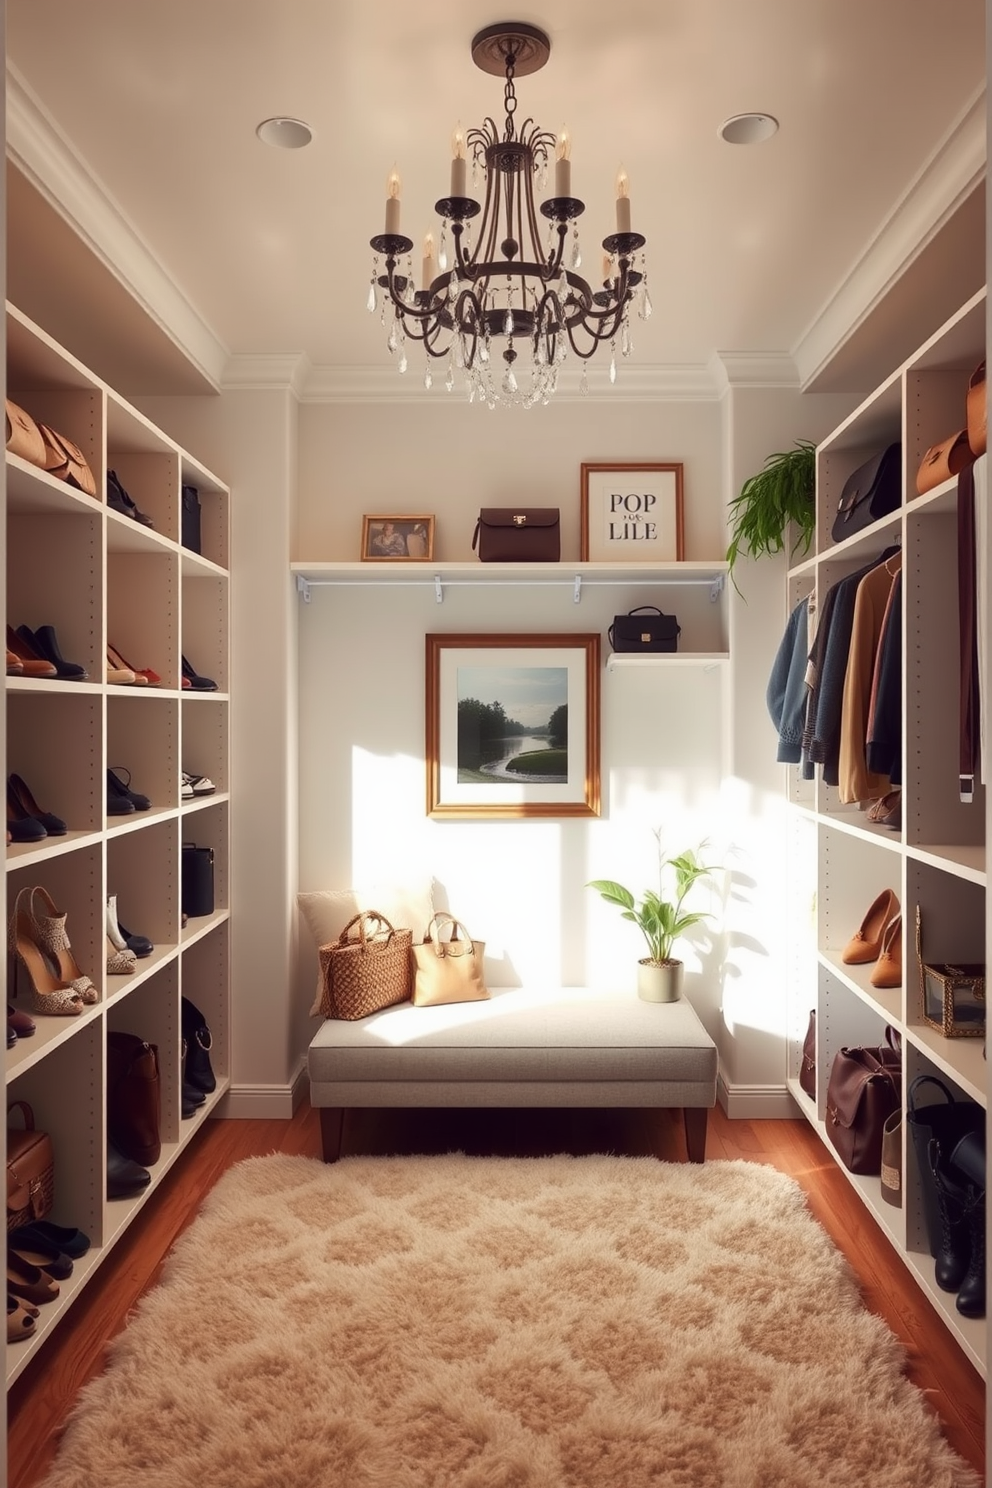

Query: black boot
[929,1139,972,1292]
[956,1187,986,1318]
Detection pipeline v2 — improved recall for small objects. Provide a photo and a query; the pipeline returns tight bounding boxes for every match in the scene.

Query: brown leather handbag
[967,360,986,457]
[39,423,97,497]
[825,1030,901,1175]
[107,1032,162,1166]
[472,508,560,562]
[916,429,975,496]
[412,913,489,1007]
[7,1100,55,1231]
[5,399,47,468]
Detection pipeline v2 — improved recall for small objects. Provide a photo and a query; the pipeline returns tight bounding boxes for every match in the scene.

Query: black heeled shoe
[116,920,154,957]
[106,470,154,527]
[8,773,67,835]
[181,655,218,692]
[6,784,48,842]
[107,767,150,812]
[18,624,87,680]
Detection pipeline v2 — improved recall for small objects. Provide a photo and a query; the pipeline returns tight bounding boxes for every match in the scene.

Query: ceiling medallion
[368,22,650,408]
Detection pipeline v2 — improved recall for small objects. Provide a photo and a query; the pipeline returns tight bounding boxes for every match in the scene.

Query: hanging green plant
[725,439,816,583]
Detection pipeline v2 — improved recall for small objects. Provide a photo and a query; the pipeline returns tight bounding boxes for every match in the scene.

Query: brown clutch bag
[916,429,975,496]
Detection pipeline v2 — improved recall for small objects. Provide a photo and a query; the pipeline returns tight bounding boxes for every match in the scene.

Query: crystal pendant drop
[387,322,399,354]
[570,227,581,269]
[580,365,589,396]
[424,366,433,390]
[621,320,632,357]
[445,359,455,393]
[640,281,653,321]
[609,350,617,385]
[367,281,376,314]
[503,367,518,394]
[479,339,490,364]
[438,224,448,272]
[503,307,514,337]
[398,348,408,374]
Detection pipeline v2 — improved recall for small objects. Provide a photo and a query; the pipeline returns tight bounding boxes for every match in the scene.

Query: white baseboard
[223,1061,309,1120]
[718,1073,800,1120]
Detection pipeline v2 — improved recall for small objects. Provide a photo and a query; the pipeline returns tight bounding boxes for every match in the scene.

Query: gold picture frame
[580,462,684,562]
[361,514,435,561]
[426,633,601,819]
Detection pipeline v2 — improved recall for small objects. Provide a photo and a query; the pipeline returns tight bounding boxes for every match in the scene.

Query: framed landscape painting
[425,633,601,819]
[580,462,684,562]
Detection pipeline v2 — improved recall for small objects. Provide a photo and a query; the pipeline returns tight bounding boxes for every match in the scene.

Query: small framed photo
[580,463,684,562]
[426,633,601,819]
[361,515,435,561]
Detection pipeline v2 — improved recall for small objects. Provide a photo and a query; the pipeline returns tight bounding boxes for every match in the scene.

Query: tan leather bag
[967,360,986,457]
[916,429,975,496]
[7,1100,55,1232]
[39,423,97,497]
[412,913,489,1007]
[5,399,46,468]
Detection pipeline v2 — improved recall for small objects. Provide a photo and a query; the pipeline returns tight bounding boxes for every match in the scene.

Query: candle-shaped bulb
[555,127,571,198]
[421,231,436,292]
[450,124,467,198]
[385,167,401,235]
[615,167,631,234]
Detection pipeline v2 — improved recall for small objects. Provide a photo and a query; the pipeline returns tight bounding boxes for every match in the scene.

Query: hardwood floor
[7,1103,986,1486]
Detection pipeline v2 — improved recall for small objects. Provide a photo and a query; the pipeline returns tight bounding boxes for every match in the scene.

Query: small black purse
[831,443,901,542]
[608,606,681,654]
[181,843,214,918]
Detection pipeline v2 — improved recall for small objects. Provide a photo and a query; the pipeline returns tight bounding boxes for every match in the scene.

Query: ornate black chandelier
[368,22,651,408]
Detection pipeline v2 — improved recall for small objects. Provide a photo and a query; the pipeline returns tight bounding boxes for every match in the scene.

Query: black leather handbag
[472,508,560,562]
[608,606,681,654]
[181,843,214,917]
[831,443,901,542]
[181,484,202,553]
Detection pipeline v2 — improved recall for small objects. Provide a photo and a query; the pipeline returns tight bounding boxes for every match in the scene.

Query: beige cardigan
[838,553,901,804]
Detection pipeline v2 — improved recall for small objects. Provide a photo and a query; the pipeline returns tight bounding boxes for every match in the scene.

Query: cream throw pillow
[298,880,436,1015]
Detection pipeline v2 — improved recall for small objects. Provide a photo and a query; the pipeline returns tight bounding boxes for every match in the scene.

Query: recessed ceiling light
[256,117,313,150]
[719,113,779,146]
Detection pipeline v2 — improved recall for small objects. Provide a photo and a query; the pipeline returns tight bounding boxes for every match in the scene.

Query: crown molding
[221,353,313,399]
[708,351,800,393]
[793,84,986,389]
[6,63,230,391]
[297,361,721,404]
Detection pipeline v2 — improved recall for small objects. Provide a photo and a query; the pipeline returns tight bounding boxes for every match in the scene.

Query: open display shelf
[785,288,987,1375]
[4,302,231,1385]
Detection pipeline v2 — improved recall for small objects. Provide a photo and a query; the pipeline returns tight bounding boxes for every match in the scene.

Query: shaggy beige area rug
[42,1154,977,1488]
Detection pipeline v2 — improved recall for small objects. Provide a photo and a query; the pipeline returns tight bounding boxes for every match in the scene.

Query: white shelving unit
[4,302,231,1385]
[785,288,987,1375]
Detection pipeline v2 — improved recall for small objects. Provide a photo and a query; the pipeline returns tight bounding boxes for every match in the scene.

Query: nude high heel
[841,888,899,965]
[8,888,83,1016]
[28,886,98,1004]
[870,914,903,988]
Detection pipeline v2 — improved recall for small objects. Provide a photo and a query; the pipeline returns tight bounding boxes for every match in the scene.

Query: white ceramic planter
[637,959,683,1002]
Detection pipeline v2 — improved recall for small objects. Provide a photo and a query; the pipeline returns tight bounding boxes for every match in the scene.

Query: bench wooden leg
[683,1107,708,1164]
[319,1107,345,1163]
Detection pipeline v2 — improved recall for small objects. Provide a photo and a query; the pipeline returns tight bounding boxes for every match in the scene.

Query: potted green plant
[725,439,816,585]
[588,835,718,1002]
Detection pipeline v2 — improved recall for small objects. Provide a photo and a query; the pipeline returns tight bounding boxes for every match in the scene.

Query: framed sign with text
[579,463,684,562]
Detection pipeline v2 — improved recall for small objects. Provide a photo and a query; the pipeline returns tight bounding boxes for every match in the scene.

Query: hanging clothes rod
[295,572,726,605]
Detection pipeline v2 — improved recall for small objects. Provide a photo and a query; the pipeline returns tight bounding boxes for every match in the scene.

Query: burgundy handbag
[825,1029,901,1175]
[472,508,560,562]
[799,1010,816,1101]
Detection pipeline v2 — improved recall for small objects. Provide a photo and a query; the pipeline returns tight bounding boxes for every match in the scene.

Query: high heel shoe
[181,654,218,692]
[6,787,48,843]
[8,888,83,1016]
[106,650,137,686]
[28,886,98,1004]
[107,768,150,811]
[8,773,67,836]
[107,893,152,957]
[107,642,160,687]
[5,626,57,679]
[106,470,154,528]
[870,914,903,988]
[106,933,136,976]
[841,888,899,965]
[6,651,23,676]
[17,624,87,680]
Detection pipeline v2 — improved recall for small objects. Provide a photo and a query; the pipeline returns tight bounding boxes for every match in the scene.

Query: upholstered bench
[307,985,718,1163]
